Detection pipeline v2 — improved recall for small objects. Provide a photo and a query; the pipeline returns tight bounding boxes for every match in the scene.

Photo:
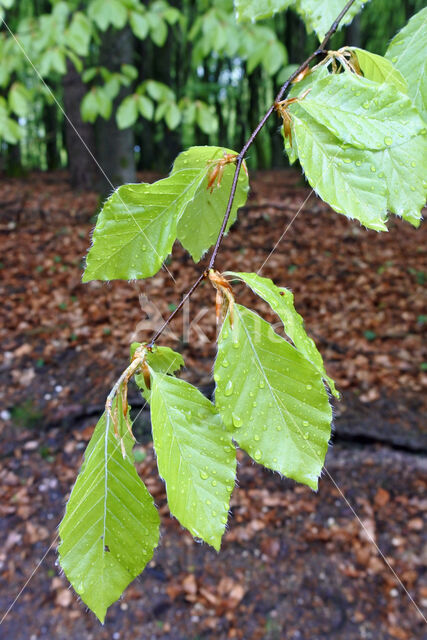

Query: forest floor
[0,169,426,639]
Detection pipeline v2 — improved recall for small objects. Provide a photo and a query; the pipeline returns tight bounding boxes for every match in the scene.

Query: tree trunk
[96,26,136,195]
[63,60,96,190]
[248,67,271,169]
[43,101,60,170]
[6,140,22,176]
[346,15,361,47]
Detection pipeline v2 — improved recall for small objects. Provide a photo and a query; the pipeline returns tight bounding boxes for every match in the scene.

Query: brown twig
[148,0,357,347]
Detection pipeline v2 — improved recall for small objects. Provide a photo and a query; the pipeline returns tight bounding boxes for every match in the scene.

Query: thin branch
[148,0,357,347]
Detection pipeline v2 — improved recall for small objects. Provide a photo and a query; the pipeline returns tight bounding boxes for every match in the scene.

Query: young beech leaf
[235,0,293,23]
[225,271,339,398]
[385,7,427,122]
[83,146,248,282]
[58,397,160,623]
[366,134,426,227]
[296,72,424,151]
[286,103,389,231]
[348,48,408,94]
[284,68,426,230]
[174,146,249,263]
[132,343,185,399]
[296,0,367,41]
[215,305,332,491]
[82,178,181,281]
[149,371,236,550]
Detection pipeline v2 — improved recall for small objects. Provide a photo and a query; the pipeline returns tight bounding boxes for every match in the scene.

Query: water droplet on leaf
[232,413,242,428]
[224,380,233,396]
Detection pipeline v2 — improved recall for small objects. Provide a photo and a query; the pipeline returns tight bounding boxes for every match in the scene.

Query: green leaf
[175,146,249,263]
[0,116,22,144]
[296,0,367,40]
[88,0,128,31]
[9,82,31,117]
[215,305,332,490]
[145,80,174,102]
[385,7,427,122]
[121,64,138,81]
[196,102,218,135]
[81,90,99,122]
[138,95,154,120]
[349,48,407,94]
[84,145,248,281]
[287,103,388,231]
[149,371,236,550]
[39,48,66,76]
[365,134,426,227]
[225,272,339,398]
[130,11,149,39]
[0,97,22,144]
[165,102,181,129]
[83,178,180,281]
[117,95,138,129]
[58,397,160,623]
[65,12,91,57]
[94,87,112,120]
[235,0,293,22]
[147,12,168,47]
[261,39,288,76]
[296,71,424,151]
[285,70,426,230]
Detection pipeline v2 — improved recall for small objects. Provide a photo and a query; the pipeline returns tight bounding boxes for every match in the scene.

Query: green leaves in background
[0,0,13,21]
[88,0,128,32]
[65,12,92,57]
[235,0,367,41]
[191,5,288,77]
[150,371,236,550]
[235,0,293,24]
[284,67,426,230]
[81,87,112,122]
[296,0,368,40]
[226,272,339,398]
[385,7,427,122]
[117,94,154,129]
[215,304,332,491]
[83,146,249,281]
[8,82,31,117]
[0,96,22,144]
[58,397,160,623]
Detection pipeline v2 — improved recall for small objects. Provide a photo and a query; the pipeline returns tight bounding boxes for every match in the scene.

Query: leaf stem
[148,0,357,347]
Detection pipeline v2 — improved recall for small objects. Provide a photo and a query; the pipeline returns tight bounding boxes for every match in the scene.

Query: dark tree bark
[43,101,60,170]
[96,26,136,195]
[248,67,271,169]
[63,60,96,190]
[6,140,22,176]
[346,15,361,47]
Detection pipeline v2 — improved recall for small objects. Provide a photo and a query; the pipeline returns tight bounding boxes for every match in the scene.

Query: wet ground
[0,170,426,639]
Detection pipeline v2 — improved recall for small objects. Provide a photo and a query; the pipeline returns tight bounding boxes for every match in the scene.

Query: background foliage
[0,0,425,187]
